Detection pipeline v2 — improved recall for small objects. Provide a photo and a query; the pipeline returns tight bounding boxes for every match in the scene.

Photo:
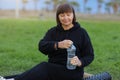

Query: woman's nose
[63,15,68,19]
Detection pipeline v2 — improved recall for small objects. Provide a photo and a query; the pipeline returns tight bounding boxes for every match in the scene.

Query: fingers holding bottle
[70,56,82,67]
[58,40,73,49]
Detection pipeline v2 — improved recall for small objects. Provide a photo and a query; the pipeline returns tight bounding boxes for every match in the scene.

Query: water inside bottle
[66,44,76,70]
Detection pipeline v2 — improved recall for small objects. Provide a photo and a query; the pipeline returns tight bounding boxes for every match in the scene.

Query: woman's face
[58,12,74,27]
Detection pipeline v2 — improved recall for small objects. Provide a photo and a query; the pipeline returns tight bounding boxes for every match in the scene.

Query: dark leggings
[5,62,49,80]
[5,62,83,80]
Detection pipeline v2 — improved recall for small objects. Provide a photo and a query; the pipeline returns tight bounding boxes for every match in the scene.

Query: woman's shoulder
[75,22,89,36]
[76,23,88,34]
[75,22,87,31]
[80,27,87,32]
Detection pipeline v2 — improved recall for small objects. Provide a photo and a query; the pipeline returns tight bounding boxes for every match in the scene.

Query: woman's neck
[62,24,74,30]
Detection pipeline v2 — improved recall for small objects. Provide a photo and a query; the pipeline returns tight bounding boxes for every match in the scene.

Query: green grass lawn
[0,19,120,80]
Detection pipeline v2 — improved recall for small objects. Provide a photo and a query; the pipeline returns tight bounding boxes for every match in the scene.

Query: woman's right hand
[58,40,73,49]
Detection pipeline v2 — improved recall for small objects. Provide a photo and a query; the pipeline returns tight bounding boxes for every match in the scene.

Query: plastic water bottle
[66,44,76,70]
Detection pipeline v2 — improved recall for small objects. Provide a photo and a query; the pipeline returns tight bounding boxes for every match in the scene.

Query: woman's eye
[67,14,70,16]
[60,14,64,17]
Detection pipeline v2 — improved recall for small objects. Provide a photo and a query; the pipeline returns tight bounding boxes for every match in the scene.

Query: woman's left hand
[70,56,82,67]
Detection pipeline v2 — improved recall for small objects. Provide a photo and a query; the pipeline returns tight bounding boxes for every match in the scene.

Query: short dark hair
[56,3,76,25]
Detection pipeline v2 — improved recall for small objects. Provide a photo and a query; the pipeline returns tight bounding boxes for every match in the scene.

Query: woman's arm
[80,28,94,67]
[38,29,57,55]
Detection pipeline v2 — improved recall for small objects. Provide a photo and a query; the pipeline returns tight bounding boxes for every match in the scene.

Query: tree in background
[97,0,104,14]
[83,0,88,13]
[51,0,59,11]
[105,1,112,14]
[15,0,20,18]
[33,0,39,11]
[45,0,51,11]
[86,7,92,14]
[70,1,80,12]
[22,0,28,11]
[46,0,80,12]
[51,0,68,11]
[111,0,120,14]
[0,0,3,10]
